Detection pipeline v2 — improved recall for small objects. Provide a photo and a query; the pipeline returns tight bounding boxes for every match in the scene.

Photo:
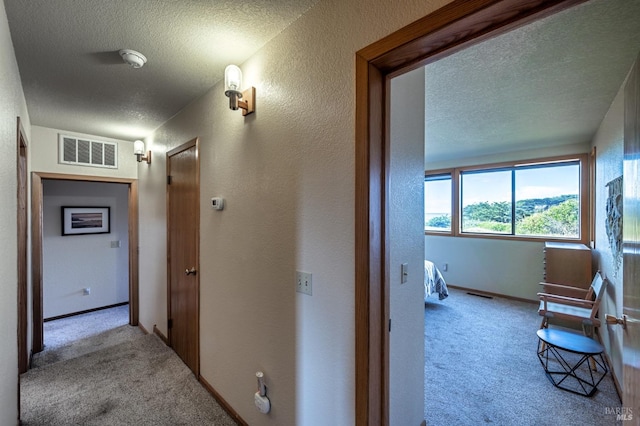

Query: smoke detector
[119,49,147,69]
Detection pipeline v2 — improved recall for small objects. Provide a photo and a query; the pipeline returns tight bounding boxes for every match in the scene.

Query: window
[425,155,587,242]
[461,169,512,234]
[514,163,580,238]
[424,174,452,232]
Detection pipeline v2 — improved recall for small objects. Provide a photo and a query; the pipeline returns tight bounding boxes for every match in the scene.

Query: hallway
[20,307,235,425]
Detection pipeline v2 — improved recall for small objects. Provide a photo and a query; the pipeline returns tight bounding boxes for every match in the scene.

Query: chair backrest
[590,272,605,299]
[589,271,606,319]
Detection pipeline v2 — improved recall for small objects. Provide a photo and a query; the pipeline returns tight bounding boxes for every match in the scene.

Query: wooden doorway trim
[30,172,139,353]
[17,118,29,375]
[354,0,586,424]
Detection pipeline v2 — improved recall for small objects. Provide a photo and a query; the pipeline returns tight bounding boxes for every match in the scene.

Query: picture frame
[61,206,110,236]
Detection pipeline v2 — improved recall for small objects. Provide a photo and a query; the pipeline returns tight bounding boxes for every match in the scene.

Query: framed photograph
[61,206,110,236]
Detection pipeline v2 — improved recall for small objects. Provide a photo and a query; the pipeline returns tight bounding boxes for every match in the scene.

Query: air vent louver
[58,135,118,169]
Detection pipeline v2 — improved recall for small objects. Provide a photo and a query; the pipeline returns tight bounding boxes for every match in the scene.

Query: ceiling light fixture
[224,65,255,116]
[119,49,147,69]
[133,140,151,164]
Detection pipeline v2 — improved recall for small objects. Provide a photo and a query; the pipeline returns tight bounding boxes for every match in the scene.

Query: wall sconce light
[224,65,255,116]
[133,140,151,164]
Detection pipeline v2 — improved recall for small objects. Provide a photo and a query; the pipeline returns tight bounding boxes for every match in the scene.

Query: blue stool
[537,328,608,397]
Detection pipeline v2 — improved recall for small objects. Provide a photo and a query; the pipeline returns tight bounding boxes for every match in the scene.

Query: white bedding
[424,260,448,300]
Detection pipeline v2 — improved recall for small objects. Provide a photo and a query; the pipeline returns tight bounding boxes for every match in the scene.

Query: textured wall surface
[592,79,625,389]
[425,235,545,300]
[389,68,426,425]
[0,2,30,424]
[42,180,129,318]
[137,0,453,424]
[30,126,137,178]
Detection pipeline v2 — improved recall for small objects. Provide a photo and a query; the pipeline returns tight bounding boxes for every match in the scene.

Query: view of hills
[426,194,579,237]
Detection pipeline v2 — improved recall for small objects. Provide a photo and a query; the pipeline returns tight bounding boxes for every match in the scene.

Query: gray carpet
[21,307,236,425]
[33,305,140,368]
[43,305,131,347]
[424,287,622,426]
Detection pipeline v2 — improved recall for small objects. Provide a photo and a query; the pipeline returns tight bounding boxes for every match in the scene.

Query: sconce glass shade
[133,139,151,164]
[223,64,254,115]
[133,140,145,155]
[224,65,242,94]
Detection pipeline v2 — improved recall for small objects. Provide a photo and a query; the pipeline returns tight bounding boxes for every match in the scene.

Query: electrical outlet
[296,271,312,296]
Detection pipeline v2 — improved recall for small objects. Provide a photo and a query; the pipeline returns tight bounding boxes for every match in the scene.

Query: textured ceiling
[4,0,318,140]
[4,0,640,153]
[424,0,640,165]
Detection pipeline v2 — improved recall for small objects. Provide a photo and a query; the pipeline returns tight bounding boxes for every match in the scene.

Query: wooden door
[167,138,200,376]
[623,54,640,421]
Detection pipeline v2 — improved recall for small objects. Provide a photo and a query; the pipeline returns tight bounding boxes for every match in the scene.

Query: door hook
[605,314,627,329]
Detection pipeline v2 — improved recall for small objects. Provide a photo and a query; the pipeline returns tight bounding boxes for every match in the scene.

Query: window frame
[425,154,590,244]
[424,169,455,234]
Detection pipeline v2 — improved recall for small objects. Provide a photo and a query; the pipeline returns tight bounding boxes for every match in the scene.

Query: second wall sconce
[224,65,255,116]
[134,140,151,164]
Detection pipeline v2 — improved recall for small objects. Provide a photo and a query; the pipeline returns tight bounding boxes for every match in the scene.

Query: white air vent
[59,135,118,168]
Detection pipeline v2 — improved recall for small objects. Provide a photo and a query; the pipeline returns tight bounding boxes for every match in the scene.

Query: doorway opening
[355,0,603,424]
[17,118,28,376]
[39,179,131,355]
[30,173,139,354]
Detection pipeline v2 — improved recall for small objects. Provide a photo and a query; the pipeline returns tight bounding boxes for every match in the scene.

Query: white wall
[389,68,426,424]
[31,125,137,178]
[591,78,625,388]
[425,141,591,171]
[425,235,544,300]
[137,0,454,424]
[0,1,31,424]
[42,180,129,318]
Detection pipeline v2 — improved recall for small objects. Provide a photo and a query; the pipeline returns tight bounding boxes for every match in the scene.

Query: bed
[424,260,448,300]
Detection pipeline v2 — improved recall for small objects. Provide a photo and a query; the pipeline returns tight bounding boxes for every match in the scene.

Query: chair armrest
[537,292,595,309]
[538,282,589,292]
[539,281,589,295]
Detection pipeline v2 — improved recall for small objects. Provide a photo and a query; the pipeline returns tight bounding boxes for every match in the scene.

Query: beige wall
[31,125,137,178]
[592,78,625,389]
[137,0,453,424]
[0,1,31,424]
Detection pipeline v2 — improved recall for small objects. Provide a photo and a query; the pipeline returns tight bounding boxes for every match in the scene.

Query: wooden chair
[538,271,606,338]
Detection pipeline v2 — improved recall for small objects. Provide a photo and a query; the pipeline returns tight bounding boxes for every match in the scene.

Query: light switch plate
[296,271,312,296]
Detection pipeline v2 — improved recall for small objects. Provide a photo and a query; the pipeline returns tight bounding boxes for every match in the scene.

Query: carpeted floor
[424,287,622,426]
[21,306,236,426]
[32,305,139,368]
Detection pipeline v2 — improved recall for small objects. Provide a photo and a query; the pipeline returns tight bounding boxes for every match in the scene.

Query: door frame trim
[17,117,29,375]
[30,172,139,353]
[354,0,585,423]
[166,137,200,377]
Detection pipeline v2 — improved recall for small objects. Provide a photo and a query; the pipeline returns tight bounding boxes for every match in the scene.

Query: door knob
[185,267,197,276]
[605,314,627,329]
